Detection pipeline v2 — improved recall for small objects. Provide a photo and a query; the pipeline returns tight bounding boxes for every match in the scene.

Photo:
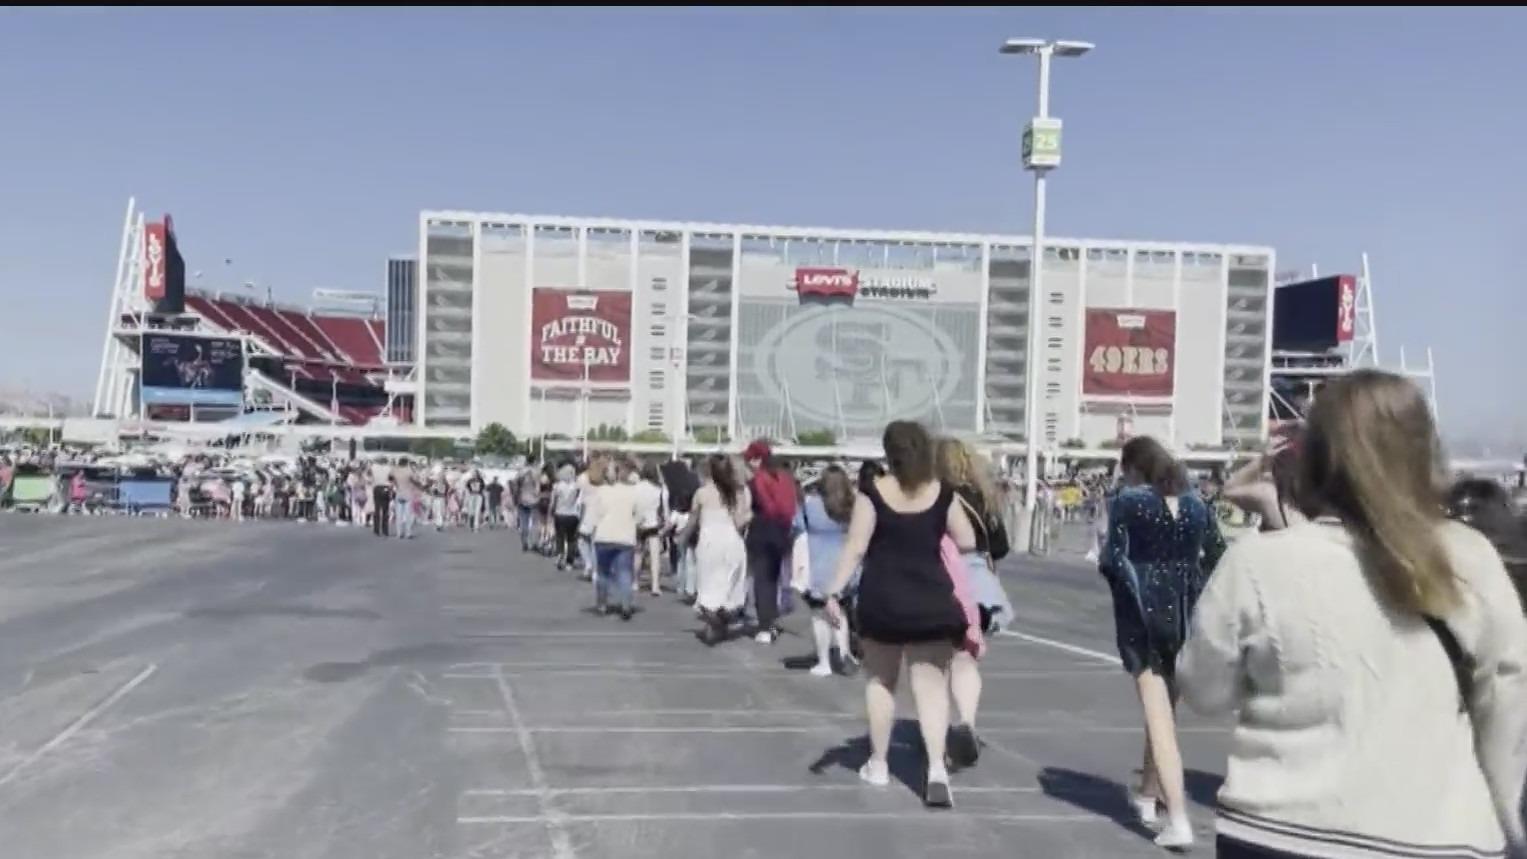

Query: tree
[630,429,670,444]
[475,422,518,459]
[692,426,729,445]
[1059,437,1086,450]
[794,429,836,447]
[588,424,628,442]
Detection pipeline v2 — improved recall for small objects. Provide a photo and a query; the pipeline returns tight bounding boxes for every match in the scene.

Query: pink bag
[940,536,986,659]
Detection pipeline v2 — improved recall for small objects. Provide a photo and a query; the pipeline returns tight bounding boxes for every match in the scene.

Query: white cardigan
[1180,520,1527,858]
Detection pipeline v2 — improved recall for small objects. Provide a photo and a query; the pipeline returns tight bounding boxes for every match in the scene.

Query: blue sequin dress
[1099,486,1226,677]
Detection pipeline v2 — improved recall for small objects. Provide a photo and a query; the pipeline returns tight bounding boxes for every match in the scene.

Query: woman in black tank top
[823,421,977,810]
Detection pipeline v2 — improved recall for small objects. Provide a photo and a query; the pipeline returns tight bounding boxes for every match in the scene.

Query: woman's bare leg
[1136,669,1188,829]
[860,639,902,770]
[905,642,954,776]
[948,650,982,727]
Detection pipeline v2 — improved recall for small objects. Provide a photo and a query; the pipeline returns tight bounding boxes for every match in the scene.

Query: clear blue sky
[2,8,1522,446]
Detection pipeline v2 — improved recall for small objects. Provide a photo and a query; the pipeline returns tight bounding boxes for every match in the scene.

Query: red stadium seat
[183,291,402,428]
[314,315,384,368]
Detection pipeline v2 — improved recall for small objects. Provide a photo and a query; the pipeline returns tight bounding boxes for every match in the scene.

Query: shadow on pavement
[807,720,930,797]
[303,641,474,683]
[1185,768,1225,808]
[1037,766,1153,840]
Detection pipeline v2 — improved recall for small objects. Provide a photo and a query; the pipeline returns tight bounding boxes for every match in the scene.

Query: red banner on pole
[1082,308,1176,398]
[530,288,633,383]
[143,221,167,301]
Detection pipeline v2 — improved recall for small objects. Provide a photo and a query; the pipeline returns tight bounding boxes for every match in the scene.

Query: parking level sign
[1023,117,1063,170]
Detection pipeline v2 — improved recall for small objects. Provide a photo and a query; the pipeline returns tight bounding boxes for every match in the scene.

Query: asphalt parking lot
[0,514,1229,858]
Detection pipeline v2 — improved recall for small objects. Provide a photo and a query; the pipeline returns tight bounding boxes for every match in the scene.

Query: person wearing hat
[743,439,798,644]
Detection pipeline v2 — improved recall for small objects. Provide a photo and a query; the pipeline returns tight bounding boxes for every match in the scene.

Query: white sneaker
[809,662,833,677]
[858,760,890,787]
[754,630,776,645]
[1153,817,1194,850]
[1130,791,1160,827]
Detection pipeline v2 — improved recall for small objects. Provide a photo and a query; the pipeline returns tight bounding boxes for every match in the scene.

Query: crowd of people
[5,369,1527,856]
[546,371,1527,856]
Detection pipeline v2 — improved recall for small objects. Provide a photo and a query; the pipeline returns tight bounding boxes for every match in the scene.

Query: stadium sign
[1082,308,1176,399]
[530,288,632,383]
[143,221,166,300]
[791,267,937,302]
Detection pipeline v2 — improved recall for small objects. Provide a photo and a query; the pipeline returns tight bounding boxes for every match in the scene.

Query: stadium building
[91,199,407,434]
[412,211,1276,452]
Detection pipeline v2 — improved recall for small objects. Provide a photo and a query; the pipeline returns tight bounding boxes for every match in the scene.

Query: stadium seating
[183,291,399,426]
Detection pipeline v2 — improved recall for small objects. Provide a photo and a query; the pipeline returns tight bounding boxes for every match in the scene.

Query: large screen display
[140,333,244,406]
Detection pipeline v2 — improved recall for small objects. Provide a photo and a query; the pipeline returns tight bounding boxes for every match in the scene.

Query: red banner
[530,288,632,383]
[1336,275,1356,342]
[1083,308,1176,398]
[143,221,167,301]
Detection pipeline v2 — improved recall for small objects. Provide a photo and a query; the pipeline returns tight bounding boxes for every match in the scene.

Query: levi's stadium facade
[409,211,1276,453]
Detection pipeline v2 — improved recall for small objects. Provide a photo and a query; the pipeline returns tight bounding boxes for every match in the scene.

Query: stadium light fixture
[1000,38,1047,54]
[1000,35,1093,551]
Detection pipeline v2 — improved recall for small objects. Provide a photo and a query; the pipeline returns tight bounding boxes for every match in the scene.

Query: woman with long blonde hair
[1180,370,1527,858]
[933,438,1015,770]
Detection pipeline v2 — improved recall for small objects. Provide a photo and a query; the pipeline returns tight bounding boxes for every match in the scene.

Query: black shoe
[699,618,723,646]
[924,777,953,809]
[948,725,980,771]
[620,607,634,622]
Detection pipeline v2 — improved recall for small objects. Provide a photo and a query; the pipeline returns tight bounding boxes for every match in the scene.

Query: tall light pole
[1000,37,1093,550]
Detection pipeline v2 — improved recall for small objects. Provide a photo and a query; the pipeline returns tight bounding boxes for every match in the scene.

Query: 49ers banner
[530,288,632,383]
[1082,308,1176,398]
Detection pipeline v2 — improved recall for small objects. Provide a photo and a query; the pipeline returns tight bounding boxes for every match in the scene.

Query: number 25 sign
[1082,309,1176,398]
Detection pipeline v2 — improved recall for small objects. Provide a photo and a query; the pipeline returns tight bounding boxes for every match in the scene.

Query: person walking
[823,421,976,808]
[464,469,486,532]
[681,454,752,645]
[933,437,1015,771]
[634,462,665,596]
[591,459,642,621]
[486,475,504,529]
[743,440,797,644]
[369,458,393,537]
[550,463,581,571]
[1099,436,1225,849]
[797,464,857,677]
[577,457,607,581]
[1179,370,1527,859]
[661,458,702,602]
[515,466,540,551]
[393,463,418,540]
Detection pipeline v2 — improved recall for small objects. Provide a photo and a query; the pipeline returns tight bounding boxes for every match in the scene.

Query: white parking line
[463,631,677,639]
[443,666,1118,681]
[458,811,1104,824]
[450,723,1218,735]
[492,667,577,859]
[0,663,157,789]
[1000,630,1122,666]
[466,784,1043,796]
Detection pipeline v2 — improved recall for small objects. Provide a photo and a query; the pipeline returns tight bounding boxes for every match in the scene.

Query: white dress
[694,485,749,614]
